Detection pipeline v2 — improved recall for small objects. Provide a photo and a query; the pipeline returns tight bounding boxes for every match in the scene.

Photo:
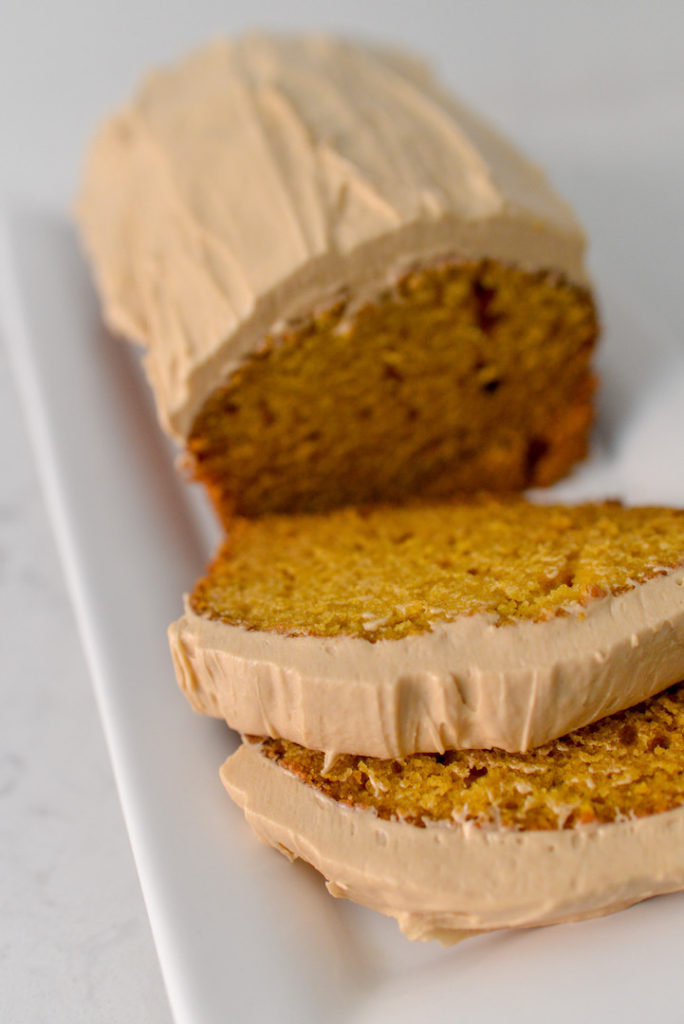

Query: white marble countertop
[2,2,683,1021]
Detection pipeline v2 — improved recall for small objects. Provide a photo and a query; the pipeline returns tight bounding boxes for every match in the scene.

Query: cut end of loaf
[187,259,598,522]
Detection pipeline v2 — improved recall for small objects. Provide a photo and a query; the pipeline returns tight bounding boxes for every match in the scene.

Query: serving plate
[3,208,684,1024]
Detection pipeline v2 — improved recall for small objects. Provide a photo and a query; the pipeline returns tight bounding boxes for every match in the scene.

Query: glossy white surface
[2,4,684,1023]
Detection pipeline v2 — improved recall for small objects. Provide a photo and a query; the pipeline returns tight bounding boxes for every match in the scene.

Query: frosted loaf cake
[77,35,598,522]
[78,32,684,948]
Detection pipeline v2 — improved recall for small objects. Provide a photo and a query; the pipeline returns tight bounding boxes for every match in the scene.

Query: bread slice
[222,682,684,942]
[169,498,684,757]
[77,35,597,522]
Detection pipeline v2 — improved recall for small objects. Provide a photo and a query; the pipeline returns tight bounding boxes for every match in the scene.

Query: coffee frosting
[169,566,684,758]
[76,34,588,440]
[222,739,684,942]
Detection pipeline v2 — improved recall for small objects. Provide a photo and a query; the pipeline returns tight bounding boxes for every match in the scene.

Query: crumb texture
[189,260,597,520]
[190,499,684,640]
[256,682,684,830]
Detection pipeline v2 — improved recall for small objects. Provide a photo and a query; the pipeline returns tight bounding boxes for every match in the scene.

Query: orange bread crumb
[190,498,684,641]
[188,260,597,522]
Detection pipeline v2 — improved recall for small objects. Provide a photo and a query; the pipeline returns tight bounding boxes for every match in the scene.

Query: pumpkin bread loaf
[77,35,597,524]
[78,32,684,947]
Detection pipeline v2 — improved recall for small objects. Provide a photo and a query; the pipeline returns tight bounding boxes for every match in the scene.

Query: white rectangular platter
[3,208,684,1024]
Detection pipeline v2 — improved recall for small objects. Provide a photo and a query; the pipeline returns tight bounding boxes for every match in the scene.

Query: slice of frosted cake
[170,498,684,757]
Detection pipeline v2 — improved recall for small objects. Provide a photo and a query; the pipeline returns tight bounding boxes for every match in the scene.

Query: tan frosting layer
[77,34,588,439]
[222,740,684,942]
[169,566,684,757]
